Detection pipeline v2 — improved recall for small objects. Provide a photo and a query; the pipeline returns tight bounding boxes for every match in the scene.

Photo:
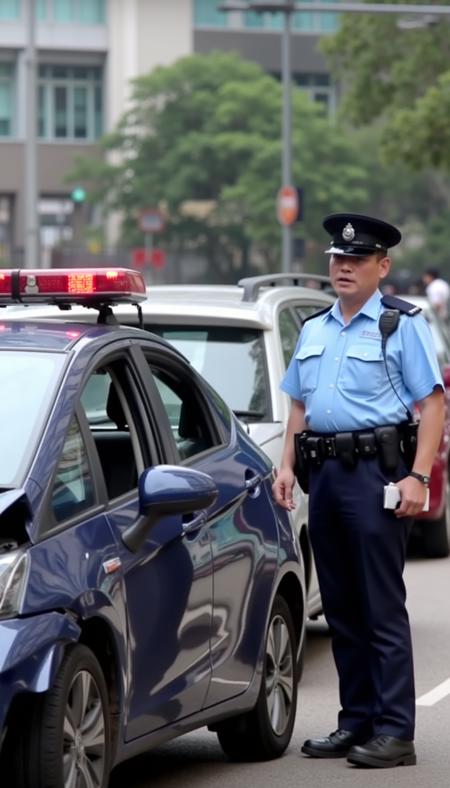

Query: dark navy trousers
[308,455,415,740]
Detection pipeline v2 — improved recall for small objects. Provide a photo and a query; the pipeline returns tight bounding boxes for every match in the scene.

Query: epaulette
[302,305,332,324]
[381,294,421,316]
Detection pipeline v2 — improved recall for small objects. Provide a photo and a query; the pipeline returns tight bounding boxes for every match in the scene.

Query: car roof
[0,316,170,353]
[2,279,335,330]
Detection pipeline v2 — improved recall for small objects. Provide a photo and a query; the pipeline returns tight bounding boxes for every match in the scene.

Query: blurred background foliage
[68,39,450,282]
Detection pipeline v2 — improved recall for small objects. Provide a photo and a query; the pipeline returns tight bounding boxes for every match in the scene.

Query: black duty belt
[294,421,418,475]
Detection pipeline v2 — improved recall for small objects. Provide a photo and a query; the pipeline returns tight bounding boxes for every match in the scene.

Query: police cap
[323,213,401,257]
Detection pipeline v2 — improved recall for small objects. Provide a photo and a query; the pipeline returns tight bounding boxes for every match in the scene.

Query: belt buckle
[323,437,336,458]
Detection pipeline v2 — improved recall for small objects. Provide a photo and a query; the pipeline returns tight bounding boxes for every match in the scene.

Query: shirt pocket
[296,344,325,395]
[341,344,384,397]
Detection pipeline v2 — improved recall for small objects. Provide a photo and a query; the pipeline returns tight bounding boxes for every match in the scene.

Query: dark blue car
[0,269,306,788]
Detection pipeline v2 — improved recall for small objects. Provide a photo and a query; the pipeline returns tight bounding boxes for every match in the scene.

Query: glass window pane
[37,84,46,137]
[51,417,95,523]
[293,9,315,31]
[94,84,102,137]
[81,370,139,499]
[54,85,68,137]
[0,64,13,78]
[0,83,12,137]
[36,0,47,20]
[74,86,87,138]
[147,325,270,421]
[194,0,227,27]
[0,0,19,20]
[268,12,283,29]
[54,0,73,22]
[38,64,103,140]
[52,66,69,79]
[279,309,300,368]
[72,66,89,79]
[79,0,105,23]
[0,351,65,486]
[244,11,264,28]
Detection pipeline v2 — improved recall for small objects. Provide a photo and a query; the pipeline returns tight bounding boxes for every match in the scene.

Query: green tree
[67,51,370,279]
[322,2,450,171]
[321,7,450,278]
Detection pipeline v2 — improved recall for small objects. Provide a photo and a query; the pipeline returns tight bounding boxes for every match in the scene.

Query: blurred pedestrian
[273,213,445,769]
[421,268,450,319]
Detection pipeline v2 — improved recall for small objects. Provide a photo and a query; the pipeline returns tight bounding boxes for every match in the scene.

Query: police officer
[272,213,445,768]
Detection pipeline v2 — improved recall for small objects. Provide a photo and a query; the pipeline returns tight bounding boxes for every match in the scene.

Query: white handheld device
[383,483,429,512]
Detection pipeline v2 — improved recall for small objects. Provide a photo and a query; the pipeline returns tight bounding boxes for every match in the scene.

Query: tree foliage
[67,51,370,277]
[322,2,450,170]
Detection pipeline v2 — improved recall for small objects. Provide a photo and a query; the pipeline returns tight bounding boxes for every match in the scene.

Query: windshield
[146,325,270,420]
[0,351,65,486]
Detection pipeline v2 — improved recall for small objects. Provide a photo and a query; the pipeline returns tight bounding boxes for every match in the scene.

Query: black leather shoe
[347,735,416,768]
[301,729,366,758]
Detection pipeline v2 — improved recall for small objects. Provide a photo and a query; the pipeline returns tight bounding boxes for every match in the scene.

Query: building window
[0,63,14,137]
[243,3,340,33]
[244,11,284,29]
[37,0,105,24]
[194,0,227,27]
[38,65,103,141]
[293,1,339,33]
[295,73,337,115]
[0,196,13,263]
[0,0,19,19]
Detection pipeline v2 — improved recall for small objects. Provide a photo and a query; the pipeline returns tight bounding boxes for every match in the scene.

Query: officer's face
[329,253,390,303]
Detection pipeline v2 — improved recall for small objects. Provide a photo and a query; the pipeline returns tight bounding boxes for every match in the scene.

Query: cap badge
[342,223,355,241]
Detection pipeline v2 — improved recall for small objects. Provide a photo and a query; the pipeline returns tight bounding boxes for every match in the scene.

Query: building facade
[0,0,338,262]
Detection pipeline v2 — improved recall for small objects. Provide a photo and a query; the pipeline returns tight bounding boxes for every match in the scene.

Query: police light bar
[0,268,146,306]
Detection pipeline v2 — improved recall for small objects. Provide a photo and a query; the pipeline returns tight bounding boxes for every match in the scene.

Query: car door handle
[245,471,263,494]
[182,509,207,536]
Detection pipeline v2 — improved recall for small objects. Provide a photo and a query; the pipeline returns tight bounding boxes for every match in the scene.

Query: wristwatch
[408,471,430,485]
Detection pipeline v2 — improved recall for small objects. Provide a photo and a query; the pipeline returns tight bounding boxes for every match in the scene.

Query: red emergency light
[0,268,147,305]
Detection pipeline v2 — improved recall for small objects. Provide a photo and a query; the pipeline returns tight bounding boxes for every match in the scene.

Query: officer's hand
[394,476,428,518]
[272,467,296,511]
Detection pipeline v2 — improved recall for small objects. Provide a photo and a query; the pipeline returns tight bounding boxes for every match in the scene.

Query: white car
[6,272,335,617]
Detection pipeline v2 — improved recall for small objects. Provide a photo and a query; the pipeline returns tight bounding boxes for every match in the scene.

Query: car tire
[216,595,298,761]
[8,644,111,788]
[296,634,306,682]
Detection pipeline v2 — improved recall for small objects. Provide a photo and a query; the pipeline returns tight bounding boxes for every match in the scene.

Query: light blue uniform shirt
[281,289,443,432]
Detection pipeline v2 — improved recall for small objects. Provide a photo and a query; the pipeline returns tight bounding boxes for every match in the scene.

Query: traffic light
[71,186,86,203]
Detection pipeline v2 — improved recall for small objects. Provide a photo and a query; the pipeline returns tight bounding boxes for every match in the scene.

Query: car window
[145,325,270,421]
[279,307,300,368]
[294,303,330,323]
[0,350,65,486]
[80,363,146,500]
[51,416,95,524]
[146,359,218,461]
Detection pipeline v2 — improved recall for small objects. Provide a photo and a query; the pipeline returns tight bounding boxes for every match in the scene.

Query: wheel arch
[274,571,305,654]
[78,616,123,763]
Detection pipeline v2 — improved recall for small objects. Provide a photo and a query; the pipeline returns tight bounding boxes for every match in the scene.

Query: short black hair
[424,268,440,279]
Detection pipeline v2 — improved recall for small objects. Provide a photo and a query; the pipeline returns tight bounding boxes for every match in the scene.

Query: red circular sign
[277,186,299,226]
[138,208,165,234]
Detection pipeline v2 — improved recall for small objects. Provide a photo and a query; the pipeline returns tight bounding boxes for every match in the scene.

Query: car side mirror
[122,465,218,552]
[442,364,450,389]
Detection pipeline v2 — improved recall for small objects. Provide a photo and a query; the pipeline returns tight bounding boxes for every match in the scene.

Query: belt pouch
[334,432,357,468]
[305,436,324,467]
[356,431,377,458]
[374,425,400,472]
[400,421,418,471]
[294,432,310,494]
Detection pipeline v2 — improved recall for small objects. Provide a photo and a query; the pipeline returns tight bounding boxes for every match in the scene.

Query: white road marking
[416,678,450,706]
